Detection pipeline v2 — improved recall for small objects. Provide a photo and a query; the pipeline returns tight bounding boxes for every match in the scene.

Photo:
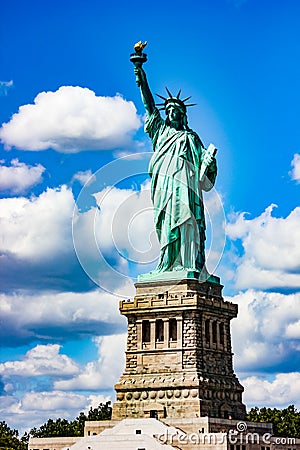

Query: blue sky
[1,0,300,433]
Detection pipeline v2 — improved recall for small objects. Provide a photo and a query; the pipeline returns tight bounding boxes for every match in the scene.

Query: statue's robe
[145,108,217,271]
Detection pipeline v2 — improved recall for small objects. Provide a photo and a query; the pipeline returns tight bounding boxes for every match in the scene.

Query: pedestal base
[112,277,246,421]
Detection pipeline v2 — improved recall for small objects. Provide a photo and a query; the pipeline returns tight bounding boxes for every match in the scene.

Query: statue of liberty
[131,43,218,281]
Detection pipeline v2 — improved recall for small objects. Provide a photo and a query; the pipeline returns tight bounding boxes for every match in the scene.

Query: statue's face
[166,105,182,123]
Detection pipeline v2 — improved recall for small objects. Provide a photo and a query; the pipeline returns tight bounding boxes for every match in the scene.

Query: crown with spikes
[156,87,196,113]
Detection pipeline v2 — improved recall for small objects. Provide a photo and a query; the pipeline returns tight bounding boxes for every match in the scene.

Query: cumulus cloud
[226,205,300,289]
[229,290,300,374]
[0,289,128,347]
[0,344,79,378]
[55,334,126,391]
[72,169,95,186]
[242,372,300,409]
[0,86,141,152]
[0,391,100,433]
[0,159,45,194]
[0,184,95,292]
[22,390,87,412]
[0,185,74,260]
[285,320,300,338]
[290,153,300,183]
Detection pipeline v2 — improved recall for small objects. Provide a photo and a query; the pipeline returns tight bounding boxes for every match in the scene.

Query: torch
[130,41,148,86]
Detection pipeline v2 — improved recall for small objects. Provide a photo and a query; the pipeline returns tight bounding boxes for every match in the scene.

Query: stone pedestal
[112,278,246,421]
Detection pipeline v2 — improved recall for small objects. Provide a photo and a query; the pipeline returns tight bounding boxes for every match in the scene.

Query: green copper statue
[131,43,218,281]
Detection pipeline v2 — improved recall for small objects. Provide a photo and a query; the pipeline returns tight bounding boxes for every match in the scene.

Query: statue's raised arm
[130,41,155,115]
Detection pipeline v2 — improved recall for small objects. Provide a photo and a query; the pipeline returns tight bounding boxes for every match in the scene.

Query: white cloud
[0,392,89,433]
[229,290,300,373]
[0,182,108,293]
[19,391,111,414]
[226,204,300,289]
[0,344,79,378]
[0,185,74,261]
[21,390,87,411]
[72,169,95,186]
[285,320,300,338]
[0,391,113,434]
[0,159,45,194]
[55,334,126,390]
[290,153,300,183]
[0,184,95,293]
[0,86,141,153]
[242,372,300,409]
[0,289,127,346]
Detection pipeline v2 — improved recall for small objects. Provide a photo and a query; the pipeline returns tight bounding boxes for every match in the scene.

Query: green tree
[86,401,112,421]
[247,405,300,438]
[29,402,112,438]
[29,418,76,438]
[74,401,112,435]
[0,420,27,450]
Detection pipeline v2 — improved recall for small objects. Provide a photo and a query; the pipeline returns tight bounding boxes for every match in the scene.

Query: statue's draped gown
[145,108,217,272]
